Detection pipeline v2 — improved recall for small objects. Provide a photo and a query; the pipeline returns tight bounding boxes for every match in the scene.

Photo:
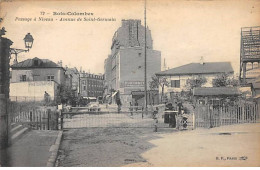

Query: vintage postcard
[0,0,260,167]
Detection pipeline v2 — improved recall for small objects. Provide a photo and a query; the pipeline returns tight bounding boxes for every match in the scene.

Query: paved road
[56,127,175,167]
[139,123,260,167]
[57,108,188,167]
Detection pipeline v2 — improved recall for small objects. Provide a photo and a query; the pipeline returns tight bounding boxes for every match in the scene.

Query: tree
[58,84,76,104]
[185,76,207,90]
[182,76,207,102]
[149,75,169,103]
[212,73,239,87]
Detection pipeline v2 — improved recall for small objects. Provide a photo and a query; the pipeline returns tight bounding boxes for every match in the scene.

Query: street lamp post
[10,33,34,64]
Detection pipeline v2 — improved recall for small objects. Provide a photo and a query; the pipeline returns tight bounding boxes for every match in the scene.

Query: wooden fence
[9,103,59,130]
[194,102,259,128]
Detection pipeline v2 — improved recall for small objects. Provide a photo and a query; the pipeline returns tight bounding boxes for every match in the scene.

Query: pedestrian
[177,101,183,115]
[116,95,122,113]
[153,107,159,132]
[134,100,138,111]
[44,91,50,106]
[129,102,133,116]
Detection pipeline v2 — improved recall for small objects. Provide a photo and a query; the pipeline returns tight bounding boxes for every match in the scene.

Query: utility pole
[144,0,147,112]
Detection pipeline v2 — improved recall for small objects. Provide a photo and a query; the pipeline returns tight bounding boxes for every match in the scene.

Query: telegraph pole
[144,0,148,112]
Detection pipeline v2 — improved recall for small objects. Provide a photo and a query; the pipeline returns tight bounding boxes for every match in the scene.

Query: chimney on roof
[200,56,205,65]
[13,58,18,65]
[57,60,62,67]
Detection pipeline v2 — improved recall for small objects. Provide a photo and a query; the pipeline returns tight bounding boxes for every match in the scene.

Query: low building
[193,87,241,106]
[251,76,260,97]
[10,57,66,102]
[155,61,234,102]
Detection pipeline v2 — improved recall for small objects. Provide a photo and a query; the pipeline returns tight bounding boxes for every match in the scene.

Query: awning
[82,97,97,100]
[131,91,144,96]
[253,94,260,99]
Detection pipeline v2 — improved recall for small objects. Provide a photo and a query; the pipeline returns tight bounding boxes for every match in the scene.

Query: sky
[1,0,260,75]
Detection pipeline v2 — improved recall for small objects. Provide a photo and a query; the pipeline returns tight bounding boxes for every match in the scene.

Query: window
[20,75,26,82]
[138,52,142,57]
[47,75,54,81]
[171,80,180,88]
[83,86,86,90]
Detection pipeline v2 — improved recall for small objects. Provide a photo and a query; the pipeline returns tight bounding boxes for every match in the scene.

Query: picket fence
[9,103,59,130]
[194,102,259,128]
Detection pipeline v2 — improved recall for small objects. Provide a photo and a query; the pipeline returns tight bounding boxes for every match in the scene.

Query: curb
[46,130,63,167]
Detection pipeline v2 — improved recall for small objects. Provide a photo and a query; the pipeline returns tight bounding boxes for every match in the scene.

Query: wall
[11,68,65,85]
[0,36,12,149]
[104,55,112,91]
[119,47,161,94]
[10,81,57,101]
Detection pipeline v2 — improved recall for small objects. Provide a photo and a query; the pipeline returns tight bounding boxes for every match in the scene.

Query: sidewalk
[0,130,62,167]
[127,123,260,167]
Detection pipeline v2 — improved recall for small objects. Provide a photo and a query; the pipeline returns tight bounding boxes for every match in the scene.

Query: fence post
[241,104,244,123]
[39,110,42,130]
[47,109,50,130]
[55,111,59,130]
[192,112,195,130]
[61,110,63,130]
[30,111,32,122]
[220,106,222,126]
[36,113,39,130]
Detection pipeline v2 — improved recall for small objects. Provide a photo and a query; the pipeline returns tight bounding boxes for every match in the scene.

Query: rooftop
[11,57,63,69]
[193,87,241,96]
[156,62,234,76]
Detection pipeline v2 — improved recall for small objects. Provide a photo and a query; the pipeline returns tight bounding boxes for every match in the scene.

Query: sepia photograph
[0,0,260,167]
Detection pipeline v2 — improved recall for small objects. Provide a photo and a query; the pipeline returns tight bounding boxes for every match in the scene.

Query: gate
[60,105,194,129]
[194,102,259,128]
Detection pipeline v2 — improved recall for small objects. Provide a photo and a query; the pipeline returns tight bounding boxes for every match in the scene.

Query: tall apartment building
[79,72,104,98]
[104,19,161,105]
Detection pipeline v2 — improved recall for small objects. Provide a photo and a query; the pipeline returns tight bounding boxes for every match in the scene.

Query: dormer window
[34,60,39,66]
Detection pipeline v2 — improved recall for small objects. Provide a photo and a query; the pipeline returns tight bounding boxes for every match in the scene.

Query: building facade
[155,61,234,102]
[10,57,66,101]
[65,67,80,97]
[79,72,104,98]
[104,19,161,105]
[11,57,66,85]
